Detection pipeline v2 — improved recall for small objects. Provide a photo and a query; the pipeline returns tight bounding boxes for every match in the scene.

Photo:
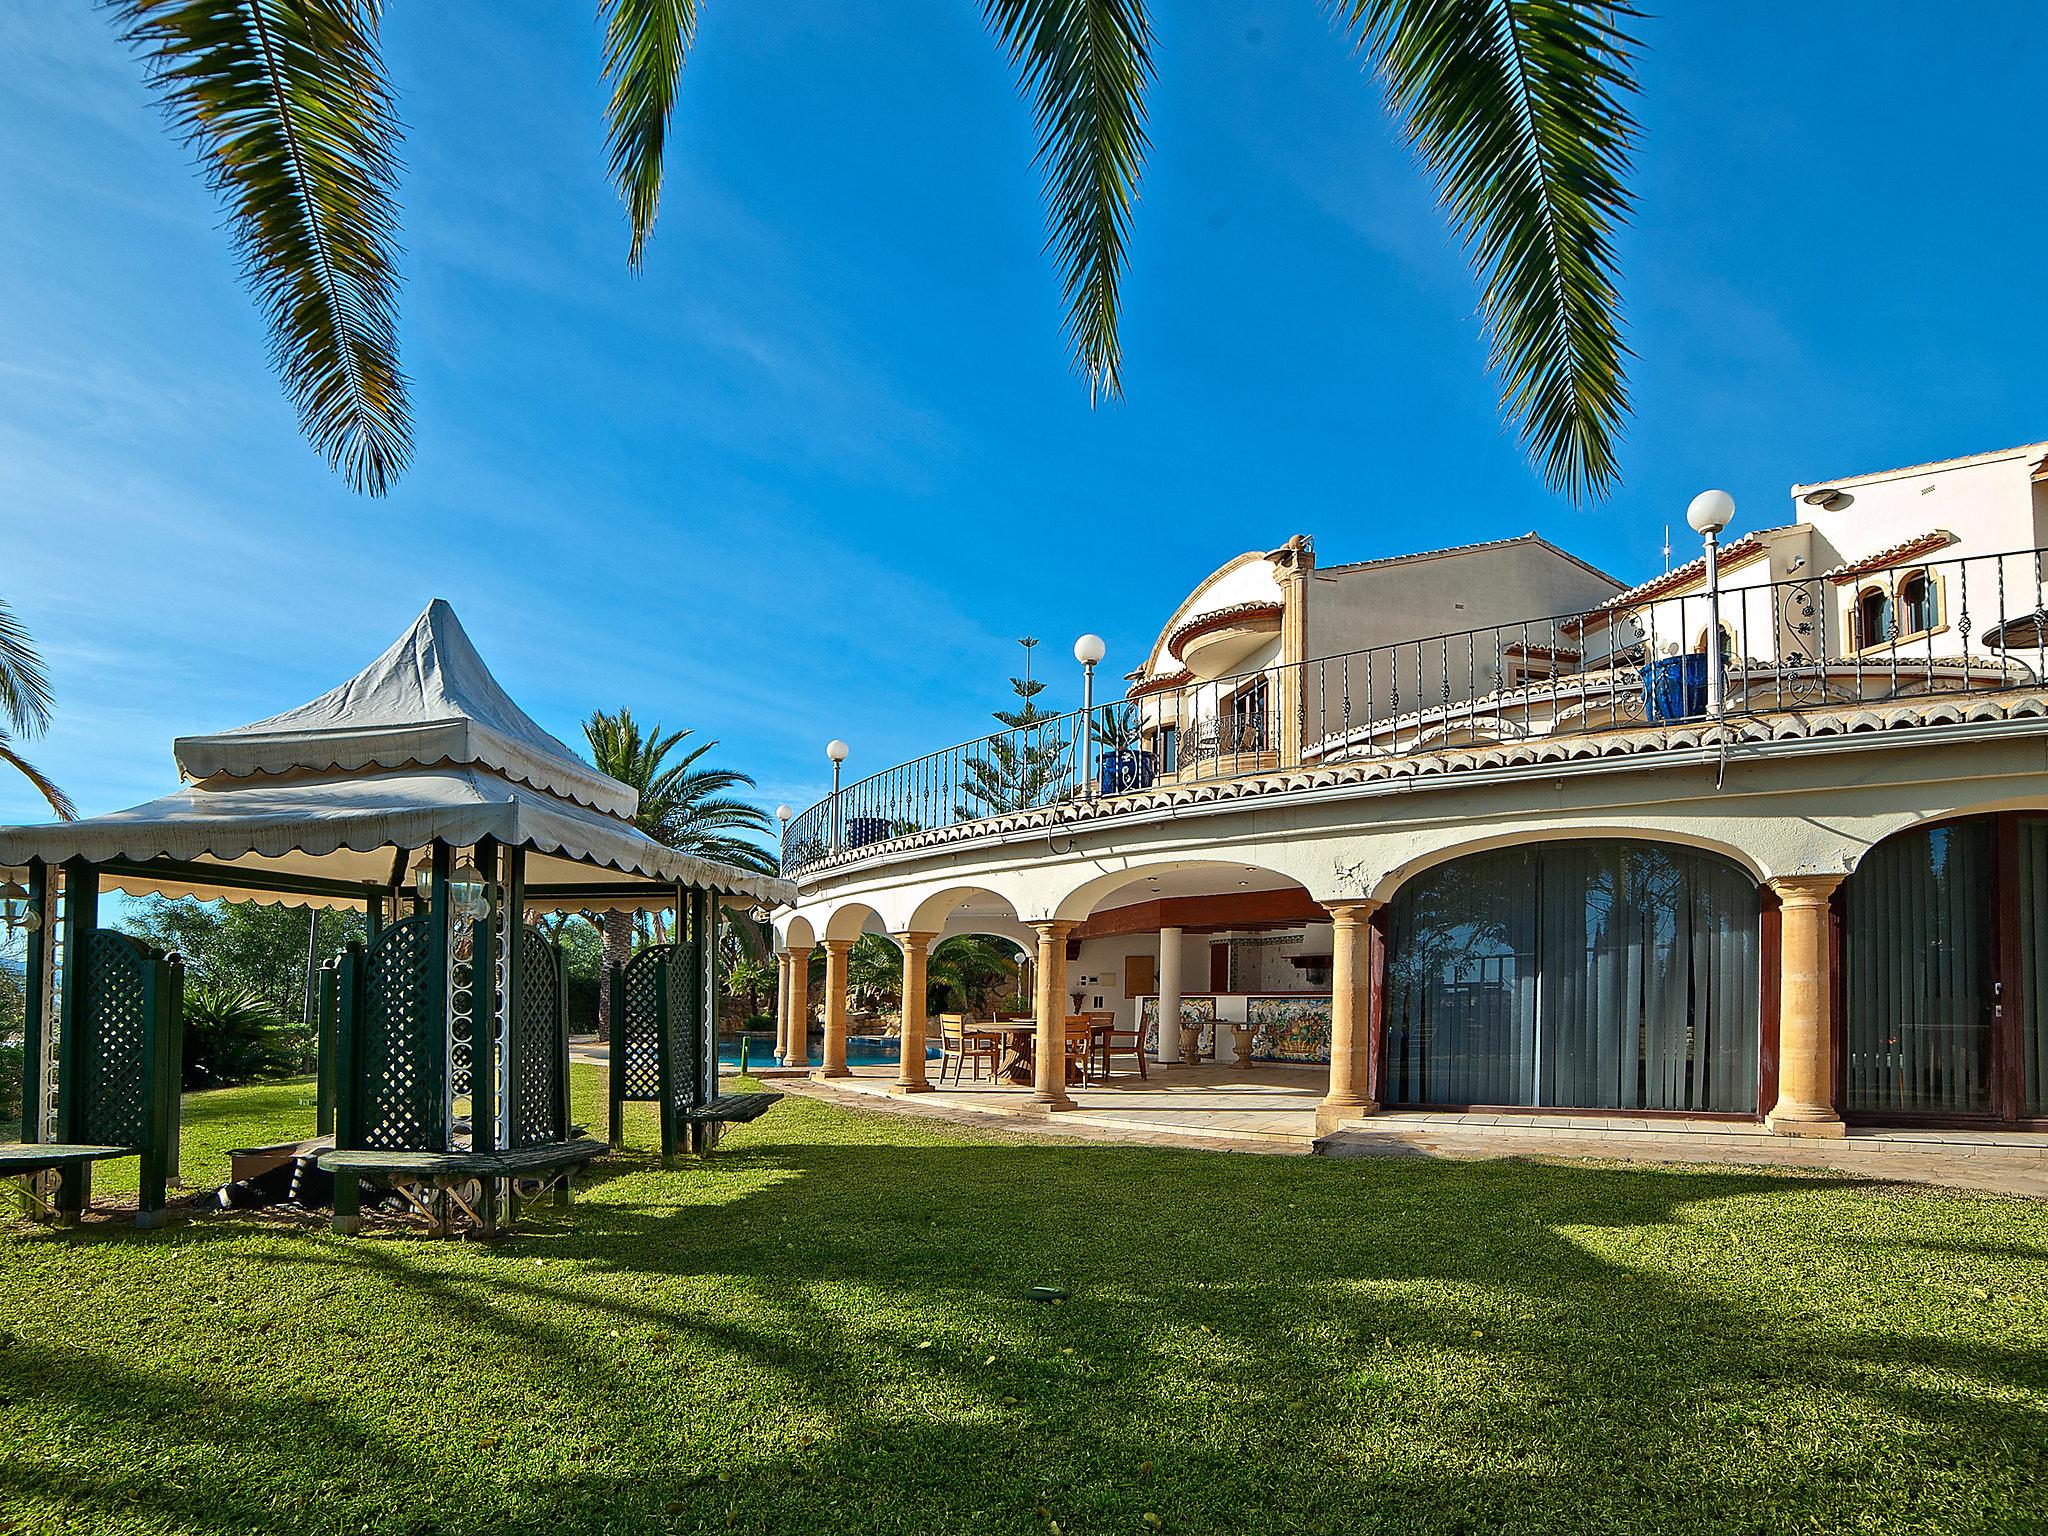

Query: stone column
[816,939,853,1078]
[785,949,813,1069]
[1767,874,1845,1137]
[1156,925,1185,1065]
[1028,920,1079,1112]
[772,951,789,1061]
[1316,898,1382,1134]
[892,931,937,1094]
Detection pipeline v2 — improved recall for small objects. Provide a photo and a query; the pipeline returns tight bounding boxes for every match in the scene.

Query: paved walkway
[768,1060,2048,1197]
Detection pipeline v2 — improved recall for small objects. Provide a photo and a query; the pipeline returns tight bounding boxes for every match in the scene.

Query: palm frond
[0,734,78,821]
[114,0,412,495]
[1340,0,1638,500]
[985,0,1153,401]
[0,596,55,738]
[599,0,697,270]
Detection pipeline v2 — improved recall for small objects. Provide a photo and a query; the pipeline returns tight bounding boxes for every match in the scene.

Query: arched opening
[1841,813,2048,1124]
[1057,861,1329,1075]
[1384,839,1761,1112]
[1897,569,1938,637]
[1855,584,1893,649]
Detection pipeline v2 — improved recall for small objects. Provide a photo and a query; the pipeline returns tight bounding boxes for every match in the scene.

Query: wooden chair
[1094,1010,1148,1080]
[1062,1015,1103,1083]
[937,1013,998,1085]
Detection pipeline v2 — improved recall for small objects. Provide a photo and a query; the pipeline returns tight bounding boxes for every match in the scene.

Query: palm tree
[582,707,773,1035]
[0,597,75,820]
[107,1,1636,500]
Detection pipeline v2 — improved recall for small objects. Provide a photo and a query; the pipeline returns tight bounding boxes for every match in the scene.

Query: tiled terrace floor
[761,1059,2048,1197]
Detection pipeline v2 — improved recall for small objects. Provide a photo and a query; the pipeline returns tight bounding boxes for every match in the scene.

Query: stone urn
[1179,1022,1203,1063]
[1231,1023,1255,1068]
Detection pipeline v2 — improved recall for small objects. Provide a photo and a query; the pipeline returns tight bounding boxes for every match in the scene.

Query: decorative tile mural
[1249,994,1333,1063]
[1140,994,1218,1057]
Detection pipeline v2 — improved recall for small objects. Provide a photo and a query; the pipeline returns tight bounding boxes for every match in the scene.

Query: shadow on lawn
[5,1120,2047,1534]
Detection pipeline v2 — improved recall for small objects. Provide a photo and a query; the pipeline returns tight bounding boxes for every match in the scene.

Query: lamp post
[826,740,849,850]
[1074,633,1105,796]
[1687,489,1736,719]
[775,804,793,871]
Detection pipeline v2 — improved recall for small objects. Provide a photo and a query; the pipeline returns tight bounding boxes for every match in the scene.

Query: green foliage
[180,979,309,1091]
[0,595,73,819]
[123,898,361,1019]
[583,708,774,873]
[724,952,774,1007]
[600,0,697,270]
[985,0,1153,402]
[113,0,410,495]
[957,637,1074,818]
[928,935,1023,1015]
[5,1073,2047,1534]
[1339,0,1639,499]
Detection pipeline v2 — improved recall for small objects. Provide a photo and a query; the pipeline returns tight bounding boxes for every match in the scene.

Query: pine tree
[957,637,1073,816]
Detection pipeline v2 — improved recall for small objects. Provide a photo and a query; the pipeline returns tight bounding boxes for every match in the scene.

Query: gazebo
[0,600,792,1233]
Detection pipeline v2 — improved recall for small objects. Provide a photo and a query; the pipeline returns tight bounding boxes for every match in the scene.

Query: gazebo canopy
[0,600,793,911]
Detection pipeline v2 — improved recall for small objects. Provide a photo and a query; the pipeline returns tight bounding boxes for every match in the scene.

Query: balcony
[783,546,2048,879]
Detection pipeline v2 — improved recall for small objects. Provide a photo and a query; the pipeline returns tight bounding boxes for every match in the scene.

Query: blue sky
[0,2,2036,843]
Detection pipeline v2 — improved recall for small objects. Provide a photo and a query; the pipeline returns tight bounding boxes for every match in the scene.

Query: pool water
[718,1036,939,1068]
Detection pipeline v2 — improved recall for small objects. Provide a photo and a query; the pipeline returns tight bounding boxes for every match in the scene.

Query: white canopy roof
[0,601,793,911]
[174,598,636,818]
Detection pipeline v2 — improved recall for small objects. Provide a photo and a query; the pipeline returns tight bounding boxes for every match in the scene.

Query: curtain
[1386,841,1759,1110]
[1843,822,1992,1115]
[2025,818,2048,1117]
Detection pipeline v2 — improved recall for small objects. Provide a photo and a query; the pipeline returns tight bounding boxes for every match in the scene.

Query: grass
[2,1066,2045,1535]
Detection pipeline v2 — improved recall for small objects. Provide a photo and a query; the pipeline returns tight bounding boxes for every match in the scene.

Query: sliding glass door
[1384,840,1760,1112]
[1844,814,2048,1123]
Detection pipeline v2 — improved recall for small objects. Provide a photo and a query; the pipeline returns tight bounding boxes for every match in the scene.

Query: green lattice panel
[511,928,562,1146]
[620,946,668,1102]
[668,941,701,1115]
[78,931,151,1147]
[360,913,440,1151]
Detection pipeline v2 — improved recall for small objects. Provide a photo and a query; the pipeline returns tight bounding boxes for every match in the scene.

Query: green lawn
[2,1066,2045,1535]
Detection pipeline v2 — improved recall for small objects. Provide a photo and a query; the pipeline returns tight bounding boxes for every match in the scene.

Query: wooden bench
[0,1143,143,1223]
[672,1091,782,1155]
[318,1137,609,1236]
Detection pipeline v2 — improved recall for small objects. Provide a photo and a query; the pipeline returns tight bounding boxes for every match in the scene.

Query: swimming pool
[718,1035,939,1068]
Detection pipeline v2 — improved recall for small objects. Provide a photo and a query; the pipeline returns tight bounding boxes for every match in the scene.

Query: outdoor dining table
[984,1018,1110,1085]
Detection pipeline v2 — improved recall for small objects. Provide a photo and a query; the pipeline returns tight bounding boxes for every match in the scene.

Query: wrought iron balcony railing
[782,545,2048,877]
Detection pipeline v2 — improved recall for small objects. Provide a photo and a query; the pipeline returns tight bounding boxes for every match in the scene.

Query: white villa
[774,440,2048,1138]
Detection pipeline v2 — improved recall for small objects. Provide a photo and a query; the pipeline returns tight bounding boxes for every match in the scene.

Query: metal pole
[1080,660,1096,797]
[831,760,843,851]
[1705,529,1725,718]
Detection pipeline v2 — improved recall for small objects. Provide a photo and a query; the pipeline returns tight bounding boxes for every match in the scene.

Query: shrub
[182,981,311,1091]
[0,1041,21,1125]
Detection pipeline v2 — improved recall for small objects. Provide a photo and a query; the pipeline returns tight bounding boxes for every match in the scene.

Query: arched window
[1384,840,1760,1112]
[1842,814,2048,1121]
[1856,585,1893,649]
[1897,570,1938,636]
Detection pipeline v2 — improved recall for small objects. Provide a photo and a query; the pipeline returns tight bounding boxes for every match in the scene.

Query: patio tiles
[775,1062,2048,1197]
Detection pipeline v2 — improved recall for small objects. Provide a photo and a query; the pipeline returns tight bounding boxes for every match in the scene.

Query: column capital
[819,935,857,953]
[1324,897,1385,925]
[1767,873,1845,907]
[1029,919,1079,940]
[890,929,940,949]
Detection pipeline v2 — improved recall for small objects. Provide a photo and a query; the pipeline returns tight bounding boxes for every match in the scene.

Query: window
[1897,570,1938,636]
[1156,724,1178,774]
[1227,676,1269,752]
[1855,585,1893,649]
[1384,840,1761,1112]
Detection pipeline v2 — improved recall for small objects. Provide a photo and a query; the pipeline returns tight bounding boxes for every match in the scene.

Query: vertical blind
[1842,822,1993,1115]
[1386,841,1760,1111]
